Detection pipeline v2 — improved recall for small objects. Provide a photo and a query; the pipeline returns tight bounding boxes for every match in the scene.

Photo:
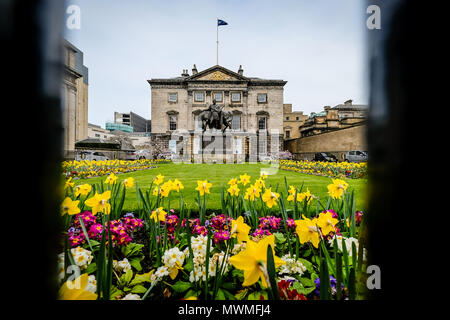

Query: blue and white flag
[217,19,228,26]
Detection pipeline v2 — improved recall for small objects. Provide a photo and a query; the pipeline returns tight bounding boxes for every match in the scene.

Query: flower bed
[59,172,367,300]
[62,159,170,179]
[280,160,367,179]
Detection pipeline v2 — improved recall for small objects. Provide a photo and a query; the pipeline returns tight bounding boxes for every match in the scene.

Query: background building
[284,100,367,161]
[299,99,367,137]
[283,104,308,140]
[114,111,151,133]
[62,40,89,159]
[148,64,286,163]
[63,40,89,158]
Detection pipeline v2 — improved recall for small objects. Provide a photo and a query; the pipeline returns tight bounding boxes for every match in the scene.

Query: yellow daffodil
[229,235,284,287]
[153,186,160,196]
[244,185,261,201]
[153,174,165,186]
[228,178,238,186]
[104,173,118,185]
[327,178,349,199]
[288,185,296,195]
[74,184,92,197]
[295,216,320,248]
[61,197,80,216]
[172,179,184,192]
[238,173,251,186]
[254,178,265,189]
[231,216,251,243]
[195,180,212,196]
[59,273,97,300]
[150,207,167,222]
[261,188,280,208]
[64,177,74,189]
[84,191,111,215]
[123,177,135,188]
[260,172,268,180]
[160,181,173,198]
[227,183,240,197]
[316,211,339,236]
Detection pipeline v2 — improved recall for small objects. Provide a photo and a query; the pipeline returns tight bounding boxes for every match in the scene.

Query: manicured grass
[73,163,367,213]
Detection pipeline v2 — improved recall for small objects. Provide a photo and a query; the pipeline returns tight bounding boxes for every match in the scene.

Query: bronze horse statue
[198,109,233,133]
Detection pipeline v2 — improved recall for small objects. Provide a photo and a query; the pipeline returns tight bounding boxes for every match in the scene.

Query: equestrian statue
[198,99,232,133]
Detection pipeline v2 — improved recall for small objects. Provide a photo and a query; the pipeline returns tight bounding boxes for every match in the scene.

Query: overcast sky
[65,0,368,127]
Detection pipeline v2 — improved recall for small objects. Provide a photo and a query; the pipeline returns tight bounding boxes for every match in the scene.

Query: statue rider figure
[207,99,223,129]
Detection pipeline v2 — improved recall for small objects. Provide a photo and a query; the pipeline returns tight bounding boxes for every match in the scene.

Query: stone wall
[284,123,367,161]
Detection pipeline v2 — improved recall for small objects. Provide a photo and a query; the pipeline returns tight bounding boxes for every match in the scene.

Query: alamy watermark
[66,4,81,30]
[366,5,381,30]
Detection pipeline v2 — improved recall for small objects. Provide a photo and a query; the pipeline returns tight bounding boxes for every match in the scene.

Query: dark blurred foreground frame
[1,0,64,300]
[366,0,425,300]
[0,0,424,301]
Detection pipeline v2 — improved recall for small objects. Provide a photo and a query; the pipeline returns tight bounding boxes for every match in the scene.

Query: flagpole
[216,18,219,65]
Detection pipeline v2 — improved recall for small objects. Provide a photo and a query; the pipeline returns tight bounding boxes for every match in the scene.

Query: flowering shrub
[280,160,367,179]
[62,159,170,179]
[58,171,367,300]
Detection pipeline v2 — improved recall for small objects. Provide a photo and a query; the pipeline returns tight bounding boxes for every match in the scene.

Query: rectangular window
[258,117,266,130]
[95,134,100,137]
[168,93,177,102]
[194,92,204,102]
[296,116,299,121]
[258,138,267,155]
[257,93,267,103]
[213,92,223,102]
[285,130,290,138]
[232,115,241,130]
[286,116,290,121]
[169,116,177,131]
[231,92,241,102]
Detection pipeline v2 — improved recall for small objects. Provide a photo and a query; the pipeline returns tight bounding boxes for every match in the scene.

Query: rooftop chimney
[192,64,198,75]
[324,106,331,111]
[181,69,189,77]
[344,99,352,105]
[238,65,243,76]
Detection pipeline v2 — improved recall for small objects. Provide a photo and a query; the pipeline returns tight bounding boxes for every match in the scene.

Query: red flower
[277,280,307,300]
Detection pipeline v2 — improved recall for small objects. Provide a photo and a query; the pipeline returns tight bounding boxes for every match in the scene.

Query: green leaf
[184,289,199,299]
[299,277,315,287]
[129,271,153,286]
[129,257,143,272]
[273,232,286,244]
[234,288,248,300]
[120,269,134,287]
[131,285,148,294]
[184,260,193,272]
[215,288,226,300]
[292,281,316,296]
[298,258,314,273]
[109,286,124,300]
[84,262,97,275]
[266,244,281,300]
[319,257,331,300]
[172,280,193,293]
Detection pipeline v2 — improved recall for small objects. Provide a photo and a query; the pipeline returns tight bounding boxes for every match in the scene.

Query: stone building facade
[62,40,88,158]
[283,104,308,140]
[299,100,367,137]
[148,65,286,163]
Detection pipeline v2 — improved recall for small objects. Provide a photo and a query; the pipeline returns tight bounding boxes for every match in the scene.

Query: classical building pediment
[188,65,248,82]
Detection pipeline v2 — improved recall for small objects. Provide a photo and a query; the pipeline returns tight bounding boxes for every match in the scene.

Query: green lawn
[73,163,367,213]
